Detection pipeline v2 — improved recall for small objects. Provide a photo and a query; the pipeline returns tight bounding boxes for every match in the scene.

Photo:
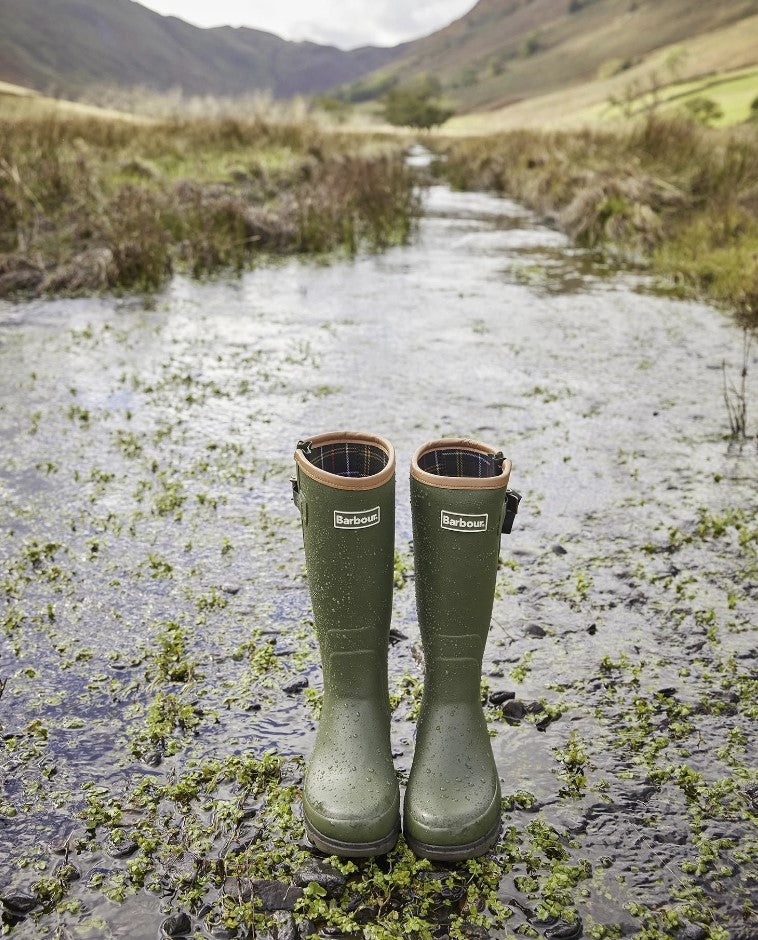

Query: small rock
[489,689,516,706]
[49,829,83,854]
[161,912,192,937]
[221,583,241,595]
[273,911,298,940]
[551,544,567,556]
[343,895,378,925]
[249,880,303,911]
[536,713,559,732]
[107,836,138,859]
[657,687,677,698]
[283,676,309,694]
[293,860,346,899]
[678,923,707,940]
[457,924,490,940]
[1,890,36,915]
[526,624,546,638]
[209,925,235,939]
[545,918,582,940]
[587,623,597,636]
[555,811,587,834]
[84,867,113,890]
[298,917,317,938]
[501,700,526,720]
[525,701,544,714]
[388,628,408,645]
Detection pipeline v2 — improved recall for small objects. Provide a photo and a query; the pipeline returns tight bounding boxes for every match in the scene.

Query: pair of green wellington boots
[292,431,519,861]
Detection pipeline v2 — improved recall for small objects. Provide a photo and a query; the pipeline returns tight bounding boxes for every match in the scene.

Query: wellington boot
[292,431,400,857]
[404,438,517,861]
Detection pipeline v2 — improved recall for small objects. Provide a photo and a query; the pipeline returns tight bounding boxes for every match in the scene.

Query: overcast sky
[139,1,477,49]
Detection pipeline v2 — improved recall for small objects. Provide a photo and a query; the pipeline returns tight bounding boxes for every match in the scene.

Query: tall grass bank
[0,115,418,299]
[438,116,758,328]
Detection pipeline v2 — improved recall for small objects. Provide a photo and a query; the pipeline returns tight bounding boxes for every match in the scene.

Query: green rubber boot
[292,431,400,857]
[404,438,517,861]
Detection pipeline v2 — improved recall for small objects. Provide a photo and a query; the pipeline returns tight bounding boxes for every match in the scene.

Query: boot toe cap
[403,779,501,848]
[304,770,400,845]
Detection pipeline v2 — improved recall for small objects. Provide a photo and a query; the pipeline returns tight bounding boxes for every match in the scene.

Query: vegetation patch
[0,113,419,299]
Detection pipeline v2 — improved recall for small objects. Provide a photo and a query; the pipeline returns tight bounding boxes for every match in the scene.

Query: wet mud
[0,179,756,939]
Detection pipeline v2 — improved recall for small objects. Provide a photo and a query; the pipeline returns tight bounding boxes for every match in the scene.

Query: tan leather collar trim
[294,431,395,491]
[410,438,512,490]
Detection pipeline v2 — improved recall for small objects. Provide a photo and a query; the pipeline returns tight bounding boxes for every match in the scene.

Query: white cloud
[140,0,477,48]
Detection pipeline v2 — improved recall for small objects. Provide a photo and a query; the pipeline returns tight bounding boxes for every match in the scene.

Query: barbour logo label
[441,510,488,532]
[334,507,380,530]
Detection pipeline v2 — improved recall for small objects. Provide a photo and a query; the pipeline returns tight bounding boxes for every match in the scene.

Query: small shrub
[684,96,724,127]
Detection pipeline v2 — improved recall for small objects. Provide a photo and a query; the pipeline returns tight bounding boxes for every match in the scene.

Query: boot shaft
[294,432,395,675]
[410,439,512,668]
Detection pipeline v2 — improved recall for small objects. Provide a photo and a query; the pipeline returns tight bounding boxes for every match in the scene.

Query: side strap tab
[502,489,522,535]
[291,477,307,524]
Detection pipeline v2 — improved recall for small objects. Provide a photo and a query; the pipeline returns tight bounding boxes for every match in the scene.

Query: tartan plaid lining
[418,448,497,478]
[307,442,388,478]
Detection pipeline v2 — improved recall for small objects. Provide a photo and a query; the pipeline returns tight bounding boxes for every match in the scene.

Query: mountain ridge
[0,0,410,98]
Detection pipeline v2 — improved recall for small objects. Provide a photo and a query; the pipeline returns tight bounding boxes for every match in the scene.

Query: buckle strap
[501,489,521,535]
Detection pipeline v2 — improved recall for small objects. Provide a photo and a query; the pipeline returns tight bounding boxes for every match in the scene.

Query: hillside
[341,0,758,114]
[0,0,407,98]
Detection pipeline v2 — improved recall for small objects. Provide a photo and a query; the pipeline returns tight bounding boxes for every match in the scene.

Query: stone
[551,544,567,555]
[161,912,192,937]
[283,676,309,695]
[273,911,298,940]
[49,828,84,854]
[501,700,526,720]
[220,583,242,595]
[489,689,516,705]
[0,890,36,915]
[526,624,546,638]
[678,924,707,940]
[293,860,346,899]
[249,880,303,911]
[536,713,559,732]
[106,835,138,859]
[545,918,582,940]
[388,628,408,644]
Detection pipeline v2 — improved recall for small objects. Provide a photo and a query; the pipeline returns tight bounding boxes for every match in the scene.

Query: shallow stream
[1,175,756,938]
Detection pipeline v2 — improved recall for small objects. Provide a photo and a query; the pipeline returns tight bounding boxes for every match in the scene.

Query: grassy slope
[348,0,758,119]
[0,79,148,122]
[446,14,758,131]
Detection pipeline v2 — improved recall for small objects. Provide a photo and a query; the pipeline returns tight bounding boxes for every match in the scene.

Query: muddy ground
[0,175,756,939]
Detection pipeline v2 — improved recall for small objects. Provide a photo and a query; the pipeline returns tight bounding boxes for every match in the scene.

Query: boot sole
[404,818,501,862]
[305,819,400,858]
